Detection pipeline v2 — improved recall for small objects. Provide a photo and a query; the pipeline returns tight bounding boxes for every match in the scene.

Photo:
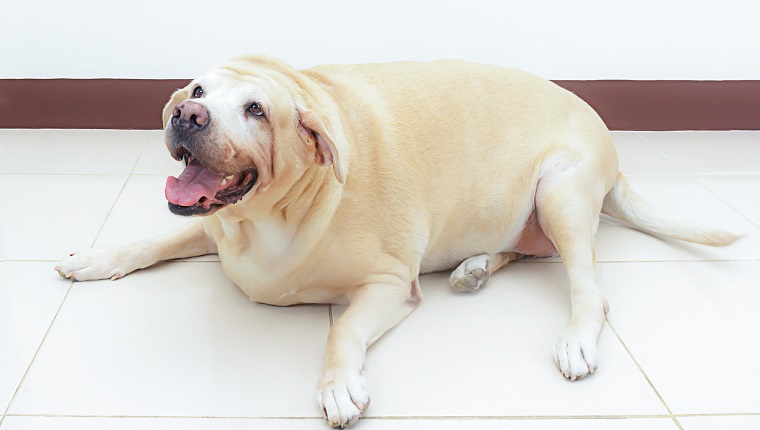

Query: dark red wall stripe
[554,80,760,131]
[1,79,759,130]
[0,79,190,130]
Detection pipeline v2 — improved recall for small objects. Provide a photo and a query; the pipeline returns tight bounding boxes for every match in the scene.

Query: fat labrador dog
[56,56,739,427]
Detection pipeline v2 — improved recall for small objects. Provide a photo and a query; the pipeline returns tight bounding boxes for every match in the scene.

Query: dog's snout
[171,102,210,135]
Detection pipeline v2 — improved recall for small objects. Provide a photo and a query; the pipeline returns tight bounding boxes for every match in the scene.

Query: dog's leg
[55,220,216,281]
[536,163,610,380]
[318,277,422,427]
[449,252,522,292]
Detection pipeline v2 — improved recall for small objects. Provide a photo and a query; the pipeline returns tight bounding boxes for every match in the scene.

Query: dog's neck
[212,162,344,262]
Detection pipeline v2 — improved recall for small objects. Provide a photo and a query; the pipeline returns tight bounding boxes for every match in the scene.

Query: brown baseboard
[0,79,189,130]
[1,79,758,130]
[554,80,760,131]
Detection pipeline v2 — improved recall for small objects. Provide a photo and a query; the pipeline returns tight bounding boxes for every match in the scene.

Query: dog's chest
[208,217,348,306]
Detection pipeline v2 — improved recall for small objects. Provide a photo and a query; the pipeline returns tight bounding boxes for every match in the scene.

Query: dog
[55,56,740,427]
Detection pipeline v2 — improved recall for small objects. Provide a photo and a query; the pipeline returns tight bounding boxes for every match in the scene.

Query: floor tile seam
[89,138,152,246]
[0,133,148,177]
[1,281,75,419]
[129,173,175,177]
[2,260,59,263]
[88,175,132,249]
[361,415,674,421]
[1,413,676,420]
[622,173,692,177]
[127,136,154,177]
[676,160,760,230]
[128,137,149,176]
[687,172,760,177]
[675,413,760,417]
[605,320,682,430]
[639,135,760,176]
[690,177,760,231]
[3,414,322,420]
[631,135,691,175]
[594,259,760,264]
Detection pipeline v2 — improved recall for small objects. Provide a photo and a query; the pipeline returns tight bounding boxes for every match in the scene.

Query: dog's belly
[420,204,558,274]
[510,209,558,257]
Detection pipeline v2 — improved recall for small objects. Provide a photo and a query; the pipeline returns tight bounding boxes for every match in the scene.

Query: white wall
[2,0,758,80]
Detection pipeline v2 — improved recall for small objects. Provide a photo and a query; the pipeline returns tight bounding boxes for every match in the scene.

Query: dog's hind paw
[449,254,491,292]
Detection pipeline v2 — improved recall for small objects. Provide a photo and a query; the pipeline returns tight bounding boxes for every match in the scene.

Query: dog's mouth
[165,148,258,216]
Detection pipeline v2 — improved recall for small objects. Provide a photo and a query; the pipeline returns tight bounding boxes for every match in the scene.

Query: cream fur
[56,56,740,428]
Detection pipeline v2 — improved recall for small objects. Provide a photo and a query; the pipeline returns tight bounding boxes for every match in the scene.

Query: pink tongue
[165,158,224,206]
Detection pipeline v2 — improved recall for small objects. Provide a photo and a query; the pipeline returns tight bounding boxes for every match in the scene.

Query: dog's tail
[601,172,743,247]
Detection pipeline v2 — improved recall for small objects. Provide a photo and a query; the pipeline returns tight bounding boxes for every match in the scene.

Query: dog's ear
[161,85,191,129]
[296,106,348,184]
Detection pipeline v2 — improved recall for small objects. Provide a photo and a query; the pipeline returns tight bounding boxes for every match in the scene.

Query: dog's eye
[192,86,204,98]
[247,102,265,117]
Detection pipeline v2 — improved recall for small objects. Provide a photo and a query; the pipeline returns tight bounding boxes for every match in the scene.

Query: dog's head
[162,56,348,216]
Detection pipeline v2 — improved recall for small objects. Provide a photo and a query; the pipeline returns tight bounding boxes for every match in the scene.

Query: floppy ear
[161,86,190,129]
[296,107,348,184]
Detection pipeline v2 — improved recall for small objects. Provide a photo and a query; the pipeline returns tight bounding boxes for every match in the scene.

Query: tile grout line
[87,176,131,248]
[0,280,76,425]
[633,132,690,176]
[7,412,759,423]
[126,134,153,178]
[691,177,760,231]
[1,413,679,420]
[675,412,760,417]
[87,140,145,249]
[4,132,751,426]
[606,320,684,430]
[3,260,60,263]
[638,132,760,231]
[0,143,147,425]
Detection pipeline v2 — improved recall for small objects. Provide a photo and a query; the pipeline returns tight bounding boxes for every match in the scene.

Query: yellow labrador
[56,56,739,427]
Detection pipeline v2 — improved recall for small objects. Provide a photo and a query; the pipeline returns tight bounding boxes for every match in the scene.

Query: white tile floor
[0,130,759,430]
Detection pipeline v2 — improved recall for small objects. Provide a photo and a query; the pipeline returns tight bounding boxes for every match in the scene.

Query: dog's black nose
[171,102,210,135]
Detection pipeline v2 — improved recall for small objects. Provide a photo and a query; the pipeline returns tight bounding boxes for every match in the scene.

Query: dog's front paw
[317,368,370,428]
[552,324,599,381]
[54,246,136,281]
